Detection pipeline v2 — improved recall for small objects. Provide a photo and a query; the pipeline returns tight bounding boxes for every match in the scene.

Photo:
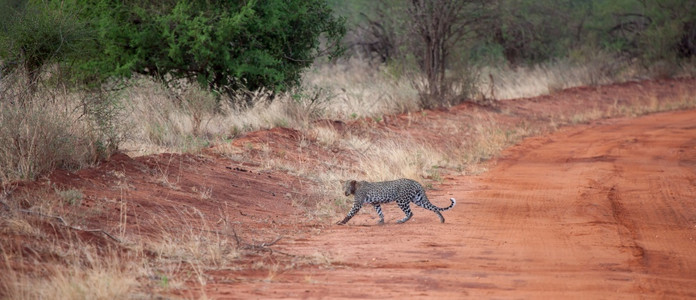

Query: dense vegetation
[0,0,695,182]
[337,0,695,105]
[339,0,695,65]
[2,2,696,296]
[0,0,345,182]
[3,0,694,98]
[1,0,345,94]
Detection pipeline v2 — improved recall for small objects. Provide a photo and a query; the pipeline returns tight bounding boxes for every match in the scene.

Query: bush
[0,2,91,94]
[0,78,122,183]
[68,0,345,96]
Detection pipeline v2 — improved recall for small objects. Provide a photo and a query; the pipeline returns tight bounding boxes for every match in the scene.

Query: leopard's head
[343,180,357,196]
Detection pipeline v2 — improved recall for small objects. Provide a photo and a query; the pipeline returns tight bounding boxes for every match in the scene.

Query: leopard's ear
[350,180,357,194]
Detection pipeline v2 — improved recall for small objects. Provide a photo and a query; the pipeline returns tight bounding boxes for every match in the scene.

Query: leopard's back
[339,178,455,224]
[355,178,422,204]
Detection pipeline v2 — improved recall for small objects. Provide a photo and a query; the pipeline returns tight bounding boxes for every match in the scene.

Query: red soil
[202,109,696,299]
[3,78,696,298]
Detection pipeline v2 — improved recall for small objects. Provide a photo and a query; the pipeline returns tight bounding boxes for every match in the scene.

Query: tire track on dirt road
[206,110,696,298]
[455,110,696,298]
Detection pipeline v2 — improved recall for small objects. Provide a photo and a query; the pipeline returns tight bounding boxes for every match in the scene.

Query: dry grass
[0,94,105,183]
[559,87,696,125]
[120,59,420,156]
[0,208,144,299]
[0,70,123,184]
[111,55,671,158]
[0,184,138,298]
[1,55,686,178]
[309,126,342,148]
[304,59,420,118]
[2,53,696,299]
[479,55,629,100]
[119,79,212,155]
[615,91,696,116]
[147,206,241,272]
[354,139,445,182]
[2,254,143,300]
[468,120,537,163]
[0,186,256,299]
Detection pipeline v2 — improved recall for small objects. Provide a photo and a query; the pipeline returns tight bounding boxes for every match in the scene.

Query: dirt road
[208,110,696,298]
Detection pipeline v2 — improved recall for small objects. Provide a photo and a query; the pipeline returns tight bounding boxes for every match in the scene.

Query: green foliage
[637,1,696,63]
[56,188,84,206]
[339,0,696,69]
[82,89,124,160]
[488,0,585,64]
[0,0,26,30]
[484,0,695,65]
[0,1,92,91]
[68,0,345,94]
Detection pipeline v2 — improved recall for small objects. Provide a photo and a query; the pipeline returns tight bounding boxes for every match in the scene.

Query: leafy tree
[71,0,345,95]
[407,0,490,107]
[0,1,91,94]
[587,0,695,67]
[634,0,696,62]
[481,0,595,65]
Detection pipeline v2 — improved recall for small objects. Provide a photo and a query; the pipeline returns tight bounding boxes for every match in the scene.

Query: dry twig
[17,209,123,243]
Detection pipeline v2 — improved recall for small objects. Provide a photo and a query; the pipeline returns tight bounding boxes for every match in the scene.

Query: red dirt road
[5,80,696,299]
[211,110,696,299]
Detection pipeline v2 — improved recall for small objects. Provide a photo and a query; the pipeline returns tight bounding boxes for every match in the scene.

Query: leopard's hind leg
[413,193,446,223]
[373,204,385,224]
[396,200,413,223]
[414,202,445,223]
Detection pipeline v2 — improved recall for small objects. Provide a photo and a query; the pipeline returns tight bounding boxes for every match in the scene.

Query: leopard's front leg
[373,204,385,224]
[337,202,362,225]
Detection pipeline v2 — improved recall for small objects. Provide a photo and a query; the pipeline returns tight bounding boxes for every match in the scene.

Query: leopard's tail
[419,194,456,211]
[439,198,456,211]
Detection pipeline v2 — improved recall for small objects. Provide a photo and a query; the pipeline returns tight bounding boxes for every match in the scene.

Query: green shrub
[0,1,91,94]
[56,188,84,206]
[67,0,345,96]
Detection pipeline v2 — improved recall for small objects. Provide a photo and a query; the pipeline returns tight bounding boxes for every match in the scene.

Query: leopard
[336,178,456,225]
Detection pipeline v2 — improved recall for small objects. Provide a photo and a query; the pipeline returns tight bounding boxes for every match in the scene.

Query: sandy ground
[4,79,696,299]
[207,110,696,299]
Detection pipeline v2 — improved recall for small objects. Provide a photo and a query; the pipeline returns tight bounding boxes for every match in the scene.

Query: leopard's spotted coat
[337,179,456,225]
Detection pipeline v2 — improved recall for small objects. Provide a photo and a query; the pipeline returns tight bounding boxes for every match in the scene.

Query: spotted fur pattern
[337,179,456,225]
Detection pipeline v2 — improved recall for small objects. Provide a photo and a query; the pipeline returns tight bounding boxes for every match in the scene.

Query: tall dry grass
[119,78,337,155]
[117,53,651,157]
[2,53,696,298]
[119,59,421,156]
[478,53,630,100]
[1,254,143,300]
[0,188,143,299]
[2,52,686,178]
[0,75,121,183]
[0,185,250,299]
[304,59,420,118]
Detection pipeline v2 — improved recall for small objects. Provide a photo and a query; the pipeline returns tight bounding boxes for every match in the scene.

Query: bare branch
[407,0,490,107]
[17,209,123,243]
